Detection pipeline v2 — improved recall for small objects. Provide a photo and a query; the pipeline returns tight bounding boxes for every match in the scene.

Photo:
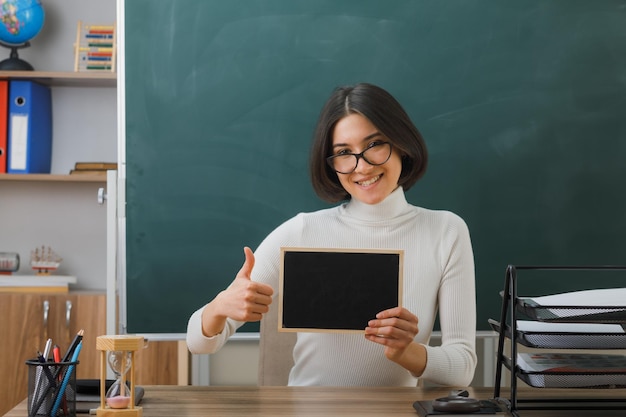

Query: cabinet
[491,265,626,416]
[0,291,105,416]
[135,341,186,386]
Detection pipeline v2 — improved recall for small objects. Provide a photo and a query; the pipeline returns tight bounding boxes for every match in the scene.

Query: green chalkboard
[124,0,626,334]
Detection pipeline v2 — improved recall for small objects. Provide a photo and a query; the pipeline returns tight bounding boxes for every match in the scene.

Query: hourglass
[95,335,144,417]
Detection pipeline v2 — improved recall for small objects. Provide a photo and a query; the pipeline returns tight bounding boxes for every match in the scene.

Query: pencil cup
[26,358,79,417]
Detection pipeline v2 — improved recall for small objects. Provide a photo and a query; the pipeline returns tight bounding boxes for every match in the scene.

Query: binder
[7,80,53,174]
[0,80,7,173]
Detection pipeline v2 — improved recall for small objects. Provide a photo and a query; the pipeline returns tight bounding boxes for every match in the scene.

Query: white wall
[19,0,116,73]
[0,0,117,290]
[0,181,107,288]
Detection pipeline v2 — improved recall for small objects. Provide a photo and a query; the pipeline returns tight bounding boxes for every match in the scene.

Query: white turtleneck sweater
[187,187,476,386]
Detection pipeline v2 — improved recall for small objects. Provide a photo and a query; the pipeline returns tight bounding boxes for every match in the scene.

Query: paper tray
[517,299,626,323]
[515,353,626,388]
[515,288,626,323]
[488,319,626,349]
[517,370,626,389]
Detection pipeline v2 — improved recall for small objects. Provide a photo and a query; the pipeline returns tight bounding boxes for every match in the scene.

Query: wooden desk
[5,386,626,416]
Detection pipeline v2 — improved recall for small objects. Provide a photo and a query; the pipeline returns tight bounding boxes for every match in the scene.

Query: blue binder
[7,80,52,174]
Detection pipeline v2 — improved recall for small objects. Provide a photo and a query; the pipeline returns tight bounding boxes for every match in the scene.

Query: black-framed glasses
[326,142,393,174]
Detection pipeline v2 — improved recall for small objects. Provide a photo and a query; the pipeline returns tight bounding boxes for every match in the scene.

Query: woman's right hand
[201,247,274,336]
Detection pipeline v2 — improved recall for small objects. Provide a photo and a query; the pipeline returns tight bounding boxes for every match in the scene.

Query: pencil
[51,341,83,417]
[62,329,84,362]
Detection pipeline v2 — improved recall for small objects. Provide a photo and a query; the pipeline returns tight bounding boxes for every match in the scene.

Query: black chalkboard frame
[278,247,404,333]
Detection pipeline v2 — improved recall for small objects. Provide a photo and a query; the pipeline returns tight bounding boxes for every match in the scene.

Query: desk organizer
[26,359,78,417]
[492,265,626,416]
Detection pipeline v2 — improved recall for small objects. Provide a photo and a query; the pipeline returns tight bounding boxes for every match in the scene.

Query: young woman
[187,83,476,386]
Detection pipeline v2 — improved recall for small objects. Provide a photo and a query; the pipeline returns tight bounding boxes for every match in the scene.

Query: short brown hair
[309,83,428,203]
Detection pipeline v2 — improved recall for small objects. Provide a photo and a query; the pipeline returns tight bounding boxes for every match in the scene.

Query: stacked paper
[521,288,626,319]
[517,352,626,388]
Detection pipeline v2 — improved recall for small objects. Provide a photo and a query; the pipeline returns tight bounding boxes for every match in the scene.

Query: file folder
[7,80,52,174]
[0,80,7,173]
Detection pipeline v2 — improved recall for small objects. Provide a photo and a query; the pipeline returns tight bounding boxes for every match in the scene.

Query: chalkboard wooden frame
[278,248,404,333]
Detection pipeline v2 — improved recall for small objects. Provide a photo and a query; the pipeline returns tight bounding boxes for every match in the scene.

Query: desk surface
[6,386,626,416]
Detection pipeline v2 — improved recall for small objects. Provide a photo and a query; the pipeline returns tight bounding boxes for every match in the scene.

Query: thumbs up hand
[236,246,256,281]
[201,247,274,337]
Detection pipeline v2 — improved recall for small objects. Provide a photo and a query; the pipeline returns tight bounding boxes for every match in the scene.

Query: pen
[52,345,61,363]
[30,352,48,413]
[30,356,58,414]
[53,345,68,415]
[51,341,83,417]
[36,351,56,384]
[62,329,85,362]
[31,338,54,412]
[43,338,53,360]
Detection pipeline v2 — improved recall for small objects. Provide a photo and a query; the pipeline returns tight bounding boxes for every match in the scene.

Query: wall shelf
[0,71,116,87]
[0,174,106,183]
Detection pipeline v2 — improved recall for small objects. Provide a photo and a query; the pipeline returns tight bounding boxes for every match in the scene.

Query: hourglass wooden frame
[96,335,144,417]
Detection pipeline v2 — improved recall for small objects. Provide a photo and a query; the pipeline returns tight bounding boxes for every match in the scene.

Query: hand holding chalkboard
[364,306,419,357]
[200,247,274,337]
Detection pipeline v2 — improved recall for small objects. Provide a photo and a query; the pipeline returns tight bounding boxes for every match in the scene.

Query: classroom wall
[0,181,107,289]
[0,0,116,291]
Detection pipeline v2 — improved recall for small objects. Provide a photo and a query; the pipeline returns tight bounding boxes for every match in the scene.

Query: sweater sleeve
[186,301,245,354]
[418,213,477,386]
[186,214,304,355]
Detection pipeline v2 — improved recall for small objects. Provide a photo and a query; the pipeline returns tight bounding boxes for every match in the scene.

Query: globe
[0,0,45,70]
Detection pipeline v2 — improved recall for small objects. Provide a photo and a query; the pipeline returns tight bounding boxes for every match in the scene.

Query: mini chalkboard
[278,248,403,333]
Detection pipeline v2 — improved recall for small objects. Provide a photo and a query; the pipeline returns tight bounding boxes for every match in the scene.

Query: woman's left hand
[364,306,419,361]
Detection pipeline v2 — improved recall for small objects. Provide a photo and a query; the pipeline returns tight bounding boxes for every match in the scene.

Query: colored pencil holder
[26,358,79,417]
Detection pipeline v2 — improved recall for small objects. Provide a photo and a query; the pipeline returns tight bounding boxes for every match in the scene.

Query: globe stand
[0,41,34,71]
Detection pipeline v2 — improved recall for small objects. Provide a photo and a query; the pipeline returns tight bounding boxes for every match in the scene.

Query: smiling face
[331,113,403,205]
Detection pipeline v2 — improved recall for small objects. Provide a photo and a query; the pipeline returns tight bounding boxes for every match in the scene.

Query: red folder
[0,80,7,173]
